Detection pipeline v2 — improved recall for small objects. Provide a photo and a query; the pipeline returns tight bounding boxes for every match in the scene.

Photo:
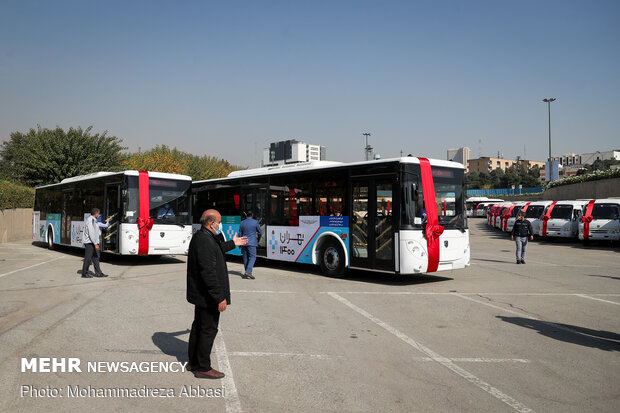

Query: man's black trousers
[188,305,220,371]
[82,243,102,275]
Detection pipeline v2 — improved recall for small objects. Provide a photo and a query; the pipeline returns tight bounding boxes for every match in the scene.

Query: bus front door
[351,178,395,271]
[242,185,268,258]
[103,184,120,253]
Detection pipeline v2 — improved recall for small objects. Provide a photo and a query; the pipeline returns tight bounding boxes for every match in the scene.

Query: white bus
[191,157,470,277]
[465,197,490,217]
[33,171,193,255]
[578,198,620,243]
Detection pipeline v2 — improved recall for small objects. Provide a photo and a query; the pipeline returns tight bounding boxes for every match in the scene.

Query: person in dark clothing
[187,209,247,379]
[238,211,262,279]
[510,211,534,264]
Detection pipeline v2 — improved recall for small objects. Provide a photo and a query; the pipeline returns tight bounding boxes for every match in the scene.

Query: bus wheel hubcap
[324,247,339,270]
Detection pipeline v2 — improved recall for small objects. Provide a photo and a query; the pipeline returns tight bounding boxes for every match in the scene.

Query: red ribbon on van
[419,158,444,273]
[503,205,516,231]
[138,171,154,255]
[581,199,596,240]
[541,201,557,236]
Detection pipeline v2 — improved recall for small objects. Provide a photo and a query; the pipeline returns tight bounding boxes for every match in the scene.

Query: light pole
[363,133,372,161]
[542,98,556,162]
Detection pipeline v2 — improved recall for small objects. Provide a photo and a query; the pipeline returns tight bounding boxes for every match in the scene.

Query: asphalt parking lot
[1,219,618,413]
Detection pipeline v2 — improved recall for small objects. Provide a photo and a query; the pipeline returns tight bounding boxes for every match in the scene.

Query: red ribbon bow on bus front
[581,200,595,240]
[137,171,153,255]
[541,201,557,236]
[419,157,444,273]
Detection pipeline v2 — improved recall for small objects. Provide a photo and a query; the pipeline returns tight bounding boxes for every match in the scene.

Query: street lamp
[363,133,372,161]
[542,98,556,161]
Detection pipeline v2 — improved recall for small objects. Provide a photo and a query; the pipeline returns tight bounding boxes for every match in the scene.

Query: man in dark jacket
[510,211,534,264]
[238,210,262,279]
[187,209,247,379]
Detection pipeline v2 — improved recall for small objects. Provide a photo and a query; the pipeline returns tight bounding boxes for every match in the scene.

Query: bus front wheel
[319,239,346,278]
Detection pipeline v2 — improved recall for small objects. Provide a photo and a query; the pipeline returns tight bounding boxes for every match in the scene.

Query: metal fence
[466,187,543,196]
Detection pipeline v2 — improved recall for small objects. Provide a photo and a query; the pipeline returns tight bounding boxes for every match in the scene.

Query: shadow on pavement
[497,316,620,352]
[152,329,190,363]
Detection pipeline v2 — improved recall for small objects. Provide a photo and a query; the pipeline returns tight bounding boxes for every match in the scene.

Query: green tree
[123,145,243,180]
[0,126,126,186]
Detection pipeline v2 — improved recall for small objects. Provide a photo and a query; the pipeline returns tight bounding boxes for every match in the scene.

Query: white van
[505,202,529,233]
[473,199,504,217]
[494,203,515,230]
[578,198,620,242]
[538,200,589,238]
[525,201,554,236]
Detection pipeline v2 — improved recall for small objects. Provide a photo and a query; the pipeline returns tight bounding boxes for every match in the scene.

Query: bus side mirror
[411,183,419,202]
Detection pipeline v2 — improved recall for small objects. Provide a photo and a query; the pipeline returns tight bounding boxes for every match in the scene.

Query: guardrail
[467,188,543,196]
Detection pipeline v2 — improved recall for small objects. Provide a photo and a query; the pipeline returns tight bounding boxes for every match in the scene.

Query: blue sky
[1,0,618,167]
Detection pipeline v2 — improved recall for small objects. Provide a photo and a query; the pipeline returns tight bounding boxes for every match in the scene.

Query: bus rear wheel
[319,239,346,278]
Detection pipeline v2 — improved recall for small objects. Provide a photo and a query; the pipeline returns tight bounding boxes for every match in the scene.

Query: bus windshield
[123,177,191,225]
[525,205,545,219]
[549,205,573,220]
[401,165,466,230]
[590,204,620,220]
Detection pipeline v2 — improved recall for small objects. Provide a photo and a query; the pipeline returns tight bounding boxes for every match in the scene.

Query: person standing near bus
[510,210,534,264]
[81,208,108,278]
[238,211,262,279]
[187,209,247,379]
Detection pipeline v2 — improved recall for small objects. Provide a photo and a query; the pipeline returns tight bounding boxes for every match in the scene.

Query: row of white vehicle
[467,197,620,243]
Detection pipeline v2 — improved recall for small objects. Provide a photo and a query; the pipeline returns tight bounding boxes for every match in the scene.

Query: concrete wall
[543,177,620,201]
[0,208,33,243]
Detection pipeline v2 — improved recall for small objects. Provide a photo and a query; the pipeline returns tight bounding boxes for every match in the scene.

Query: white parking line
[215,333,242,413]
[323,291,620,297]
[0,256,65,279]
[328,292,534,413]
[575,294,620,306]
[228,351,333,360]
[451,293,600,338]
[231,290,298,294]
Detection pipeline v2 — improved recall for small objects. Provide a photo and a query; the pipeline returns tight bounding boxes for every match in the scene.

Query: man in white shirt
[81,208,108,278]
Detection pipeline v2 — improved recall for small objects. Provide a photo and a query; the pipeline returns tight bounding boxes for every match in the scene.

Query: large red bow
[542,215,550,222]
[138,216,154,232]
[581,216,592,223]
[425,224,445,244]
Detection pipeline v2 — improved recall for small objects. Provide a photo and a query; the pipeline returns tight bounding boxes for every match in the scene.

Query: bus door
[242,185,268,257]
[103,184,120,253]
[61,189,73,245]
[351,177,396,271]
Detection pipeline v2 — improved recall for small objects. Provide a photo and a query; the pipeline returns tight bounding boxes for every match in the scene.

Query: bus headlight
[406,240,425,258]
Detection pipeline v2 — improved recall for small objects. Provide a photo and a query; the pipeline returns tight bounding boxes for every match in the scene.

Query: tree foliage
[465,165,542,189]
[0,126,126,187]
[0,180,35,209]
[123,145,242,180]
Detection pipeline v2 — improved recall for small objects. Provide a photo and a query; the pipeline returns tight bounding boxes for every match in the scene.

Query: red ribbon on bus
[138,171,153,255]
[504,205,516,231]
[581,199,596,240]
[419,157,444,273]
[541,201,557,236]
[522,202,531,213]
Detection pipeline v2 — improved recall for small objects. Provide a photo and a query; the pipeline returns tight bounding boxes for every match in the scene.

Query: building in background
[447,147,471,170]
[579,150,620,165]
[468,156,544,173]
[262,140,327,166]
